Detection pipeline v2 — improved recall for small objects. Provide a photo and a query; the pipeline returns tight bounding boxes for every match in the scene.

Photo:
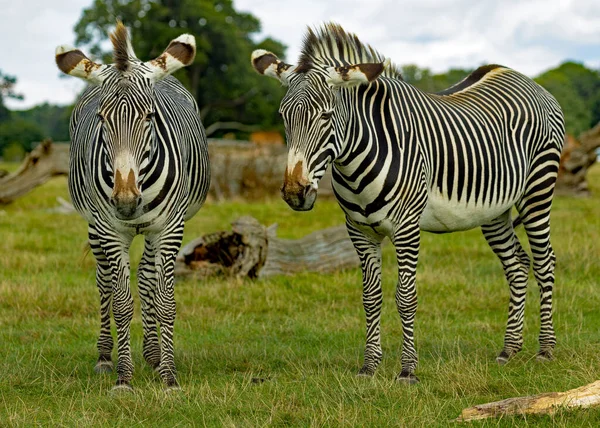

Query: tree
[13,104,72,142]
[535,62,600,136]
[0,118,44,156]
[0,70,24,123]
[400,65,471,93]
[73,0,286,134]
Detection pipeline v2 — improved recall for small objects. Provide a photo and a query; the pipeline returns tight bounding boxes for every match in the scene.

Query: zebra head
[251,50,333,211]
[251,25,389,211]
[55,22,196,220]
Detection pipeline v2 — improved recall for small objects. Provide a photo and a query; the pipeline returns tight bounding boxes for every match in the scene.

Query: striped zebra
[55,23,210,390]
[252,23,564,383]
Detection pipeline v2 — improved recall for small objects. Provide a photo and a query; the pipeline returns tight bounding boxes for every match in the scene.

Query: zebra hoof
[357,366,375,377]
[165,385,183,393]
[396,371,419,385]
[111,383,134,394]
[496,350,511,366]
[94,360,114,374]
[536,350,553,362]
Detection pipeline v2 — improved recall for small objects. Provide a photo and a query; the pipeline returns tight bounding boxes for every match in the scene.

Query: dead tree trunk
[556,122,600,196]
[0,139,69,205]
[206,139,334,201]
[175,216,359,278]
[457,380,600,422]
[0,139,334,204]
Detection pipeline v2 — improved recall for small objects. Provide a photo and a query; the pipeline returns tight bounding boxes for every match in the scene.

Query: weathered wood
[175,216,359,278]
[457,380,600,422]
[556,122,600,196]
[0,139,333,203]
[0,139,69,205]
[206,139,334,201]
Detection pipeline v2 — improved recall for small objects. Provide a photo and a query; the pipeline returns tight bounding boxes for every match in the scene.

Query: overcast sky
[1,0,599,110]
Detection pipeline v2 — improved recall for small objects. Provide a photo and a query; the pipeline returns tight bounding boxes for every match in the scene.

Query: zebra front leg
[346,220,384,377]
[151,224,184,389]
[138,239,160,370]
[101,233,135,390]
[89,227,113,373]
[392,220,421,384]
[481,211,530,364]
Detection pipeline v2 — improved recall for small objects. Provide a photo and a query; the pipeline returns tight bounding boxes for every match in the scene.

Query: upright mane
[297,23,402,79]
[109,21,137,72]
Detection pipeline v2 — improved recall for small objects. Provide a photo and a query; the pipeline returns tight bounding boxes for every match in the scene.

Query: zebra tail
[80,240,92,264]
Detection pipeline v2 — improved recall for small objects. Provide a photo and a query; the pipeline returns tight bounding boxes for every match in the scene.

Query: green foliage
[2,142,26,161]
[13,103,72,142]
[73,0,287,133]
[0,118,44,155]
[0,70,24,123]
[535,62,600,135]
[400,64,472,93]
[1,171,600,425]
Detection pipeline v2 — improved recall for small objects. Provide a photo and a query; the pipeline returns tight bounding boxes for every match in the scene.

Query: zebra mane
[109,21,137,72]
[297,23,402,79]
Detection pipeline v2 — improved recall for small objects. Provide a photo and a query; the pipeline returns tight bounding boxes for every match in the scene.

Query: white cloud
[2,0,599,109]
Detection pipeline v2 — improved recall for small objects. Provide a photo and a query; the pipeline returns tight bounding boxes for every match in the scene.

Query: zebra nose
[281,182,317,211]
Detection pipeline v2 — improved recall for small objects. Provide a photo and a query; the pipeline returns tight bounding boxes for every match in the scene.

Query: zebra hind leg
[89,228,114,374]
[518,201,557,361]
[346,220,385,377]
[481,211,530,365]
[139,239,161,371]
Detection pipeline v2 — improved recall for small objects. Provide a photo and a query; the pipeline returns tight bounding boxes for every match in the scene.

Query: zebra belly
[419,190,516,232]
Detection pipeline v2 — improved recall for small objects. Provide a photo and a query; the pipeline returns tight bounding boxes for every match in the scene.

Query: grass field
[1,165,600,427]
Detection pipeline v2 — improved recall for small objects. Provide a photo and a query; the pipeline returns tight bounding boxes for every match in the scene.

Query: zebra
[55,22,210,390]
[251,23,564,383]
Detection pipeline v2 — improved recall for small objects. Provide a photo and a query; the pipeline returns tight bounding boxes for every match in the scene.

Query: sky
[1,0,599,110]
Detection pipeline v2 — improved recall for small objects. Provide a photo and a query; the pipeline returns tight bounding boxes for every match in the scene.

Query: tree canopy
[0,70,24,123]
[73,0,287,134]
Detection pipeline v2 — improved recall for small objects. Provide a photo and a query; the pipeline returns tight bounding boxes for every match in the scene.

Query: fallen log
[175,216,359,278]
[0,139,334,204]
[0,139,69,204]
[457,380,600,422]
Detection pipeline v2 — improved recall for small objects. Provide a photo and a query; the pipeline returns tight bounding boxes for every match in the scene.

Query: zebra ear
[55,45,108,85]
[326,58,391,87]
[251,50,294,86]
[145,34,196,81]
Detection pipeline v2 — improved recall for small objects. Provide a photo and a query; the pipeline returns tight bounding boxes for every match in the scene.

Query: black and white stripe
[60,25,209,389]
[253,23,564,382]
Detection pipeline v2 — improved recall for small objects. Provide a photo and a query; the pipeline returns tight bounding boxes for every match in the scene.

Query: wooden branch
[557,122,600,196]
[457,380,600,422]
[0,139,69,205]
[175,216,359,278]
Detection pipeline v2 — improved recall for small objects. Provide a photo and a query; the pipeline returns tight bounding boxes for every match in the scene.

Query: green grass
[1,166,600,426]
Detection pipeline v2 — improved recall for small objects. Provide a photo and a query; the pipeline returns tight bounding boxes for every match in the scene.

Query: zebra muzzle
[281,181,317,211]
[282,162,318,211]
[111,169,142,219]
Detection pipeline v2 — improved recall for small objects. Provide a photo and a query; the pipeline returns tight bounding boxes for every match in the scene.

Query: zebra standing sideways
[55,23,210,390]
[252,23,564,383]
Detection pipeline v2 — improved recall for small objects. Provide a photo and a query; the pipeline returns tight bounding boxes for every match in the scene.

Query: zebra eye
[145,112,155,122]
[97,113,104,122]
[321,111,333,120]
